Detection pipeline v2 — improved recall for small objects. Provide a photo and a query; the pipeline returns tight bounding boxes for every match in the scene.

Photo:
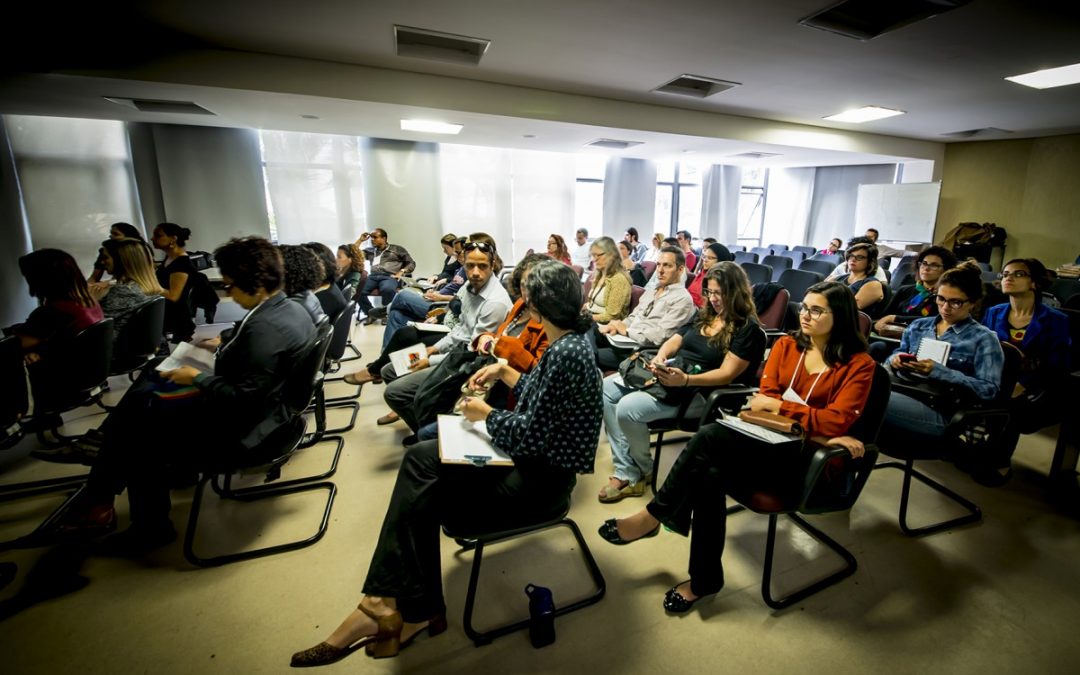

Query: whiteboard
[854,182,941,243]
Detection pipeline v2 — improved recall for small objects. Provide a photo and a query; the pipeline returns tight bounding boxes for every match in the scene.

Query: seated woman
[617,240,648,287]
[869,246,957,362]
[91,238,165,338]
[586,236,632,325]
[829,242,887,319]
[687,243,734,307]
[280,245,328,325]
[546,233,571,265]
[89,222,148,283]
[979,258,1071,485]
[304,242,348,321]
[336,243,365,297]
[9,249,103,365]
[644,232,665,263]
[598,281,875,613]
[152,222,197,343]
[291,260,602,665]
[880,261,1004,473]
[427,233,461,285]
[598,262,765,503]
[52,237,317,554]
[819,238,842,256]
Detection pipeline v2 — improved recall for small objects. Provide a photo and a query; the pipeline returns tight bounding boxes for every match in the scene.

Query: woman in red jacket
[598,281,875,614]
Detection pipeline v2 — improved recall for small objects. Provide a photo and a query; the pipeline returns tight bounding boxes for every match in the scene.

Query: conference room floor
[2,321,1079,675]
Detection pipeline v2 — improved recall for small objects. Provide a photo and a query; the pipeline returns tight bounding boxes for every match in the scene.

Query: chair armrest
[698,385,758,427]
[799,440,881,512]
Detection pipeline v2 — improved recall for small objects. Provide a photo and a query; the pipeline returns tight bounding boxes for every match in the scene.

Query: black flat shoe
[597,518,660,545]
[663,581,718,613]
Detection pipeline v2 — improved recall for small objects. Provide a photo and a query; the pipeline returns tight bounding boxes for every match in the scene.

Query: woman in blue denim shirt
[881,262,1005,464]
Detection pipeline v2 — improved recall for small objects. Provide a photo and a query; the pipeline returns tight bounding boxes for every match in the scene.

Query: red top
[687,272,705,308]
[758,335,875,438]
[473,299,549,373]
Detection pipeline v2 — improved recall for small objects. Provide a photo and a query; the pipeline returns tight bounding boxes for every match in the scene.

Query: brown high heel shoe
[366,613,448,659]
[290,604,403,667]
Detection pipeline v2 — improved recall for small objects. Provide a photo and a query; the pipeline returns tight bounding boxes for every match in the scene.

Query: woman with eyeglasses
[291,261,602,664]
[829,242,887,319]
[599,280,874,613]
[598,263,765,503]
[687,242,734,307]
[586,236,632,325]
[880,262,1005,466]
[874,246,957,334]
[977,258,1071,485]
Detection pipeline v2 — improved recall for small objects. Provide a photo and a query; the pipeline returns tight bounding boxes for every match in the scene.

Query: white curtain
[5,115,143,276]
[761,168,816,247]
[699,164,743,243]
[602,158,657,239]
[261,130,365,246]
[150,124,271,250]
[0,117,37,327]
[439,144,512,258]
[806,164,898,246]
[507,149,576,262]
[361,138,443,276]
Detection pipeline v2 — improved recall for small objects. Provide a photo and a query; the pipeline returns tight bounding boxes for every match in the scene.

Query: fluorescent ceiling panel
[823,106,905,123]
[1005,62,1080,89]
[400,119,463,134]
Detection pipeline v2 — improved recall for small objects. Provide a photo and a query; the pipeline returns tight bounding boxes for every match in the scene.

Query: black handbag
[617,349,697,405]
[412,345,495,428]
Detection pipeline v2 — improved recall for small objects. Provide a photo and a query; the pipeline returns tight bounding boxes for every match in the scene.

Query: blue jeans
[357,273,400,314]
[881,391,948,443]
[602,374,704,484]
[383,290,432,350]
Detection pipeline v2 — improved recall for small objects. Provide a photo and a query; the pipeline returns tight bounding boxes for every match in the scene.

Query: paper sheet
[191,322,234,342]
[605,332,640,349]
[408,321,451,333]
[437,415,513,466]
[389,343,428,374]
[155,341,215,372]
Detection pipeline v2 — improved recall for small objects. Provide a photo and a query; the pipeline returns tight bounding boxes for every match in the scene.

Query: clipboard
[437,414,513,467]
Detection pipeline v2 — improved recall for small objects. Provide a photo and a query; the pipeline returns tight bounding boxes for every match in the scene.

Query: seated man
[591,246,697,371]
[380,239,466,350]
[382,241,513,443]
[355,228,416,324]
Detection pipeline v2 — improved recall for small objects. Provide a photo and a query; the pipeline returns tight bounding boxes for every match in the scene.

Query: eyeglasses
[464,241,493,253]
[998,270,1030,280]
[846,254,868,262]
[934,294,970,309]
[703,289,724,299]
[796,303,831,320]
[918,261,943,269]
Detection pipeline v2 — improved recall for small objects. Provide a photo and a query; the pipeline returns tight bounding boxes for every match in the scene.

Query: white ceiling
[3,0,1079,167]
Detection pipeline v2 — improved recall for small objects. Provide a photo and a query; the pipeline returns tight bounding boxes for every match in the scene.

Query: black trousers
[645,423,803,597]
[365,325,443,376]
[362,440,576,623]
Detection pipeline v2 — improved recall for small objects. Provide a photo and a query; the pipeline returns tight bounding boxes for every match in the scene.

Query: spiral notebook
[915,338,951,365]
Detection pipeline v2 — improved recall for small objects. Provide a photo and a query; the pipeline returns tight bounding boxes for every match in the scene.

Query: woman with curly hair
[546,233,571,265]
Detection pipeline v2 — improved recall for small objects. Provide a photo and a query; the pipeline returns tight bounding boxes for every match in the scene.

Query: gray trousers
[383,367,436,432]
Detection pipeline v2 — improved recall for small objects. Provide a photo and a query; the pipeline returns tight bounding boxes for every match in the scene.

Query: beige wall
[936,134,1080,266]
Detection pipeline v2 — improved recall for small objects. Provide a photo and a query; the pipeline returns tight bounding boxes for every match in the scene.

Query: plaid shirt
[889,316,1004,401]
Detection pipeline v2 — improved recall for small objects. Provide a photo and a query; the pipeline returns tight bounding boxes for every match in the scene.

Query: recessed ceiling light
[823,106,905,123]
[1005,62,1080,89]
[400,119,463,134]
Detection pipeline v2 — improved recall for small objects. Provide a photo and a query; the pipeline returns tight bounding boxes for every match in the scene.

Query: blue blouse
[982,302,1071,391]
[486,332,602,473]
[890,316,1005,401]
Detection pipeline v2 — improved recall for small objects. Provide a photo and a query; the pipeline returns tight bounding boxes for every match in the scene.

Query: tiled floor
[2,320,1079,674]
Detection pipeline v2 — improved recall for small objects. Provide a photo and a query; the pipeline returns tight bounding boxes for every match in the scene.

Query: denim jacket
[890,316,1004,401]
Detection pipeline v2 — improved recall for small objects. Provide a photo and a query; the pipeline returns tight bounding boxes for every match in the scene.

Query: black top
[436,258,462,285]
[157,255,196,340]
[678,318,765,377]
[315,284,348,321]
[881,283,938,325]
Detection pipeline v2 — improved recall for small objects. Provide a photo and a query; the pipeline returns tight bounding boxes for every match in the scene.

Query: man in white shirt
[570,228,592,269]
[865,227,907,259]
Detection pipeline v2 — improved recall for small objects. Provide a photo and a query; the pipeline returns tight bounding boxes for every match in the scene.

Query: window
[737,166,767,248]
[6,115,142,273]
[654,159,703,237]
[574,154,606,237]
[259,130,365,245]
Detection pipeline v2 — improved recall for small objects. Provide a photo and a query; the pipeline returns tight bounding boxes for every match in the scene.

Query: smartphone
[897,353,916,363]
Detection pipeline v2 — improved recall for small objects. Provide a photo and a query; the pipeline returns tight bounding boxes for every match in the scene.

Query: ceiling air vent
[654,74,740,99]
[940,127,1013,139]
[799,0,974,41]
[585,139,644,150]
[728,152,782,160]
[394,25,490,65]
[104,97,215,115]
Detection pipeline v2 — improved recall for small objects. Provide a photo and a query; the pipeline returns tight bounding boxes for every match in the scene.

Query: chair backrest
[758,287,790,330]
[640,260,656,280]
[780,250,806,266]
[777,268,824,301]
[340,284,356,302]
[1047,279,1080,305]
[879,257,892,271]
[741,262,772,286]
[734,251,758,265]
[111,296,166,372]
[846,364,892,445]
[726,244,746,253]
[325,299,358,363]
[810,253,842,265]
[793,245,817,257]
[761,255,793,282]
[581,278,592,300]
[284,322,334,418]
[891,271,916,291]
[29,319,114,414]
[629,285,646,313]
[980,270,999,284]
[799,259,837,278]
[571,264,583,278]
[996,341,1025,405]
[857,312,871,338]
[750,246,771,259]
[767,244,789,253]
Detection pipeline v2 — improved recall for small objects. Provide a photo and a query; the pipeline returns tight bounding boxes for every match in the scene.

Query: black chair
[799,259,838,278]
[733,251,759,265]
[1047,279,1080,305]
[304,301,360,441]
[24,320,114,447]
[778,269,825,331]
[874,341,1024,536]
[879,257,892,271]
[793,246,817,257]
[741,262,772,286]
[761,255,793,282]
[109,297,166,380]
[890,272,916,292]
[183,322,342,567]
[442,506,606,646]
[725,364,890,609]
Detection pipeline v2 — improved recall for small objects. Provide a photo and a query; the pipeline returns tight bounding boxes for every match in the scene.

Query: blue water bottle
[525,583,556,648]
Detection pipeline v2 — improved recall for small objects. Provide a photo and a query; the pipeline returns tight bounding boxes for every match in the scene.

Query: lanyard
[785,350,828,405]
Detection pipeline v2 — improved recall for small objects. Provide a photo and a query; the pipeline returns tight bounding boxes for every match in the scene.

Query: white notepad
[408,321,451,333]
[715,412,802,445]
[155,341,215,372]
[437,414,513,467]
[389,343,427,374]
[915,338,951,365]
[605,332,641,349]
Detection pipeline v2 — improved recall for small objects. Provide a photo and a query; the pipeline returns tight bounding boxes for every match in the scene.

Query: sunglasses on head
[464,241,493,253]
